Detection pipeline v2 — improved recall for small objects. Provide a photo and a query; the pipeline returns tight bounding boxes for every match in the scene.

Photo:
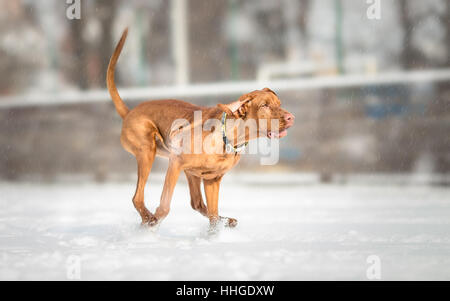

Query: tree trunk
[96,0,117,88]
[399,0,414,69]
[69,15,88,89]
[298,0,310,52]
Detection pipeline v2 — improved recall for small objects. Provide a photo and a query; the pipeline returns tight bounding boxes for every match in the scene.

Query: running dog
[107,28,295,229]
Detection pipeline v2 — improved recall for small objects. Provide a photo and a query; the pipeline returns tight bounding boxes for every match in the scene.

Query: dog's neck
[216,109,259,149]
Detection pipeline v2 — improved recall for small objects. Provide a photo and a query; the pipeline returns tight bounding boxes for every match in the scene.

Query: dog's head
[218,88,295,138]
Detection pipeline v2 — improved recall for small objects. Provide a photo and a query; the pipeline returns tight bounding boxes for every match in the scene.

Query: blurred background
[0,0,449,184]
[3,0,450,281]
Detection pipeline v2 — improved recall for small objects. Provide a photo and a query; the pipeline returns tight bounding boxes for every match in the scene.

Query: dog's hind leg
[185,172,208,217]
[132,143,157,225]
[121,124,158,225]
[151,158,182,226]
[132,147,157,225]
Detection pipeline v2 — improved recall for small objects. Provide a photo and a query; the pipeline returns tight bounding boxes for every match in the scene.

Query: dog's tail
[107,28,130,119]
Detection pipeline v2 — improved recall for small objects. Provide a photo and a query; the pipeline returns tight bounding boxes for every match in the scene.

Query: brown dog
[107,29,294,229]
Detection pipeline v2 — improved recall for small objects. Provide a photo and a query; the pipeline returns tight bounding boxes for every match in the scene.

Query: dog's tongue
[268,129,287,139]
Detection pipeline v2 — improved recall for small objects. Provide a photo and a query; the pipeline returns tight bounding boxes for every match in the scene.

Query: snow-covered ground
[0,174,449,280]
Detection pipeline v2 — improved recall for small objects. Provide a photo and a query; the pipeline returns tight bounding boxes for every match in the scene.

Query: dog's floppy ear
[217,94,253,118]
[262,87,277,95]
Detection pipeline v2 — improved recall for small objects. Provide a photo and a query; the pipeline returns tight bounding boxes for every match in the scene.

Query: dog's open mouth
[267,129,288,139]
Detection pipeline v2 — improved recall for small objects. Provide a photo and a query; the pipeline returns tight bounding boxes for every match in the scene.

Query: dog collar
[221,112,248,154]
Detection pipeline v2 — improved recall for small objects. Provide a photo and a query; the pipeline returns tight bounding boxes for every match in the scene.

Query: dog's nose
[284,112,295,123]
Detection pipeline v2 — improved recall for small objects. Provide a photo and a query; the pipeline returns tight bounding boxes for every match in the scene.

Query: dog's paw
[221,217,238,228]
[207,224,220,236]
[147,215,160,227]
[206,217,238,238]
[140,215,160,229]
[226,218,238,228]
[207,217,222,235]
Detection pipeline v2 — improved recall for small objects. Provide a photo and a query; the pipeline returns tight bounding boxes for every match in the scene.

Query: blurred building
[0,0,449,181]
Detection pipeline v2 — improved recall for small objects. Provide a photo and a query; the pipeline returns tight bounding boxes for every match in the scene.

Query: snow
[0,174,449,280]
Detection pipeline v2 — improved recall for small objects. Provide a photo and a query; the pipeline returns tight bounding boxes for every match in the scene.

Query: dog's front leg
[203,176,238,230]
[203,177,221,228]
[150,159,181,226]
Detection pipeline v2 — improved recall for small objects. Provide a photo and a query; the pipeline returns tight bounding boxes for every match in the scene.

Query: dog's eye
[260,103,269,108]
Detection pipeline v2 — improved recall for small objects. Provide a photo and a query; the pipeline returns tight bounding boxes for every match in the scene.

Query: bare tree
[443,0,450,67]
[64,0,117,90]
[398,0,415,69]
[67,7,88,90]
[298,0,310,52]
[0,0,41,94]
[95,0,118,88]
